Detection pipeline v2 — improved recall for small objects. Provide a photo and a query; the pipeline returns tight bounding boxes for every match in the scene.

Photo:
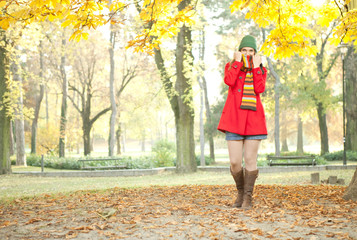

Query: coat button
[238,89,241,92]
[234,65,238,68]
[239,76,242,79]
[257,71,261,74]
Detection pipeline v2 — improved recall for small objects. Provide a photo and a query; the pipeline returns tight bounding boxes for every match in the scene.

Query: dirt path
[1,184,356,239]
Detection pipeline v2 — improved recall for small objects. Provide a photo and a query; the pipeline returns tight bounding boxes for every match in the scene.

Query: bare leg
[227,140,244,173]
[243,140,261,171]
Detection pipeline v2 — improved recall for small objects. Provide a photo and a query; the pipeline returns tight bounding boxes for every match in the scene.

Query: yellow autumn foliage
[230,0,356,59]
[0,0,195,54]
[1,0,355,57]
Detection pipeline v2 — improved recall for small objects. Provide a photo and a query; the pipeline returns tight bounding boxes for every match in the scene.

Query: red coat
[217,61,268,135]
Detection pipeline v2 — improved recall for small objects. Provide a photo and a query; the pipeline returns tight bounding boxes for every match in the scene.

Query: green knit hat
[238,35,257,52]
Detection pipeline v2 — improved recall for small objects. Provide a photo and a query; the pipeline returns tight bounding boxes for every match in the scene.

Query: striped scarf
[240,54,257,111]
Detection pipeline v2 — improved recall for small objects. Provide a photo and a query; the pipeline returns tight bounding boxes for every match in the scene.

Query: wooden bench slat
[78,159,122,162]
[267,155,316,166]
[82,165,127,170]
[77,158,127,170]
[269,162,316,166]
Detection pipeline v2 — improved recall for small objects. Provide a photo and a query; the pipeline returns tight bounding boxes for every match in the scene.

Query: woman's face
[240,47,255,56]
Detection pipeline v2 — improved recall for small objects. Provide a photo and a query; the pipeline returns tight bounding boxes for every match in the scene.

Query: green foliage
[266,151,315,157]
[315,156,327,165]
[25,154,157,170]
[264,152,327,165]
[27,154,81,170]
[322,151,357,162]
[195,155,214,166]
[78,156,155,169]
[151,140,176,167]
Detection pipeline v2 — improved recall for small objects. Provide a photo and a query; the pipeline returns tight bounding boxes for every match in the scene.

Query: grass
[0,169,355,203]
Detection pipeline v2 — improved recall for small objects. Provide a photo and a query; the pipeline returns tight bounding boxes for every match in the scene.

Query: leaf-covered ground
[1,184,356,239]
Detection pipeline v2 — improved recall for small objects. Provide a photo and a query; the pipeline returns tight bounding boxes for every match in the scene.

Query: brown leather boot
[230,168,244,208]
[242,169,259,209]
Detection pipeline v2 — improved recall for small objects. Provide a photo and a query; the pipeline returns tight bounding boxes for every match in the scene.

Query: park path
[1,184,356,239]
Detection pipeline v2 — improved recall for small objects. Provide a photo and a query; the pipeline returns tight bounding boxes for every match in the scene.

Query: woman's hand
[234,51,242,62]
[253,55,262,68]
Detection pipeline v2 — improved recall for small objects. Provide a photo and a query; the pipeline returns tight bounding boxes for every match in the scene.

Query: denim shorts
[225,131,267,141]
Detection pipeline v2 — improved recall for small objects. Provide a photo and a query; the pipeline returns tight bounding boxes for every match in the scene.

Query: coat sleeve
[252,67,267,94]
[224,61,243,87]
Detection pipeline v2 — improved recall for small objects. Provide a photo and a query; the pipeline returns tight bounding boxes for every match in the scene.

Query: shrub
[322,151,357,161]
[315,156,327,165]
[25,154,160,170]
[26,155,81,170]
[195,155,214,166]
[151,140,176,167]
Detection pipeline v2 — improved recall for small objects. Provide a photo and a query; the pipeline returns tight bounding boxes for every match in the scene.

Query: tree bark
[137,0,196,172]
[199,29,215,162]
[172,0,196,173]
[313,33,338,155]
[281,111,288,152]
[198,78,205,166]
[267,57,280,156]
[31,41,45,155]
[317,102,329,155]
[59,37,68,158]
[198,30,205,166]
[345,45,357,151]
[11,47,26,166]
[0,30,11,174]
[342,0,357,202]
[297,116,304,154]
[121,123,126,153]
[108,3,117,157]
[116,124,121,155]
[9,121,14,156]
[343,169,357,201]
[263,28,280,156]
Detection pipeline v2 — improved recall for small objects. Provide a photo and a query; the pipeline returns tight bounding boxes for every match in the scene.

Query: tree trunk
[174,0,196,173]
[108,12,117,157]
[267,57,280,156]
[198,78,205,166]
[59,38,68,158]
[11,48,26,166]
[313,35,337,156]
[116,124,121,155]
[151,1,196,173]
[199,29,215,162]
[281,111,288,152]
[0,30,11,174]
[83,118,91,156]
[31,41,45,155]
[203,75,215,162]
[345,45,357,151]
[317,102,329,155]
[297,116,304,154]
[9,121,15,156]
[121,123,126,153]
[343,168,357,201]
[342,0,357,202]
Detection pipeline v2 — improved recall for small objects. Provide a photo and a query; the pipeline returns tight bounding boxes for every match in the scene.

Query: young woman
[217,35,267,209]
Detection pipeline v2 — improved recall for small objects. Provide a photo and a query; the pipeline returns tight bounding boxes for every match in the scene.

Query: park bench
[78,158,128,170]
[267,155,316,166]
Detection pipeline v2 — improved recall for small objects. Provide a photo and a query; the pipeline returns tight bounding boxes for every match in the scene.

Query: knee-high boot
[242,169,259,209]
[230,168,244,208]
